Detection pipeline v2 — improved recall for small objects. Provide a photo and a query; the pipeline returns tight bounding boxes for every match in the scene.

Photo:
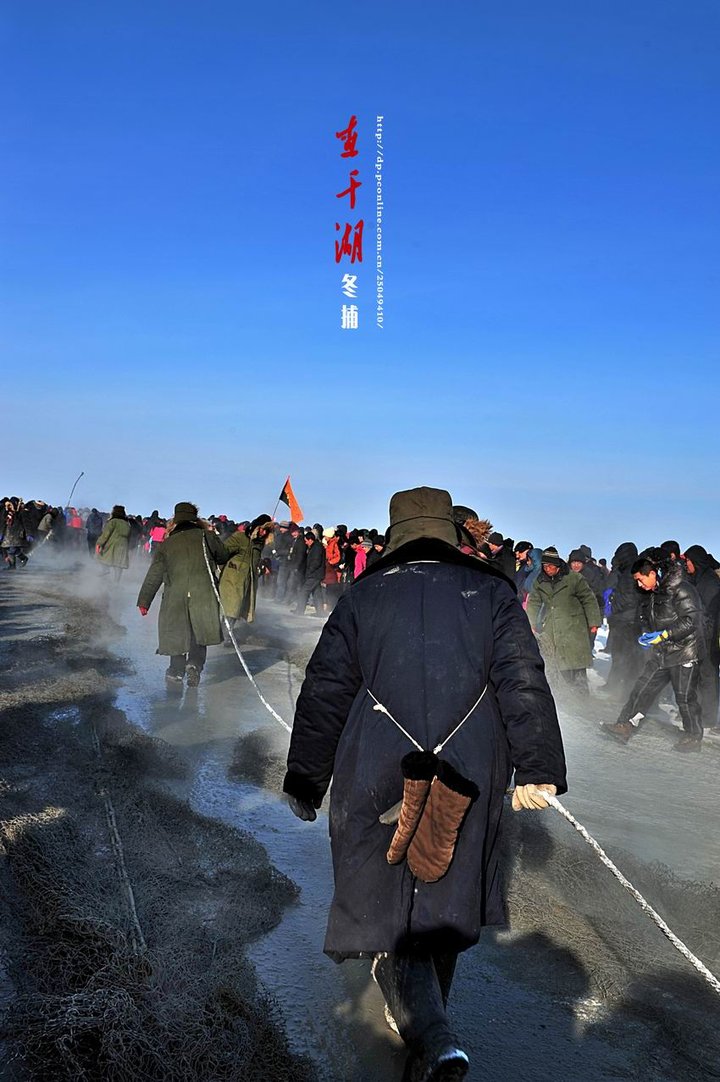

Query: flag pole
[271,476,289,522]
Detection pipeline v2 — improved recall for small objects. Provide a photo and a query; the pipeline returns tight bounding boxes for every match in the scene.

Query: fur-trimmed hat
[174,501,198,523]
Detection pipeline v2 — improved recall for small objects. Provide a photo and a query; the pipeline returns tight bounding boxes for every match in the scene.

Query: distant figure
[137,501,229,687]
[85,508,104,556]
[95,505,130,582]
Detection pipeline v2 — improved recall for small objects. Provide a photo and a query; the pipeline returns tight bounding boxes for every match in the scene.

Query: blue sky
[3,1,719,556]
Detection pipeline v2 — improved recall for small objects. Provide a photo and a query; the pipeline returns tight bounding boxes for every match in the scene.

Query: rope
[367,685,488,755]
[541,791,720,997]
[201,536,291,734]
[199,536,720,999]
[90,723,147,956]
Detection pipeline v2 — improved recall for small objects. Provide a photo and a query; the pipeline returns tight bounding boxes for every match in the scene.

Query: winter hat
[661,540,681,558]
[684,544,711,572]
[568,549,587,565]
[452,504,478,526]
[514,541,532,556]
[249,513,272,534]
[173,501,198,523]
[323,527,336,539]
[487,532,504,546]
[541,546,562,568]
[383,487,459,556]
[580,545,593,560]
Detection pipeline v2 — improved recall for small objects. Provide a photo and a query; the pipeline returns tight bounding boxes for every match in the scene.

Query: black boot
[373,952,468,1082]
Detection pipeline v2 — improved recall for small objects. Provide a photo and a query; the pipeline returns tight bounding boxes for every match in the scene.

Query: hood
[527,547,543,573]
[612,541,638,572]
[684,544,718,575]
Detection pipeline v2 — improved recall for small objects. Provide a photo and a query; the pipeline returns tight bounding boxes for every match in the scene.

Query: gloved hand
[512,783,557,811]
[638,629,669,649]
[288,795,317,822]
[138,606,149,616]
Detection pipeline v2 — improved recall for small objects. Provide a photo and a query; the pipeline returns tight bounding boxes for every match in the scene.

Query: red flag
[278,476,304,524]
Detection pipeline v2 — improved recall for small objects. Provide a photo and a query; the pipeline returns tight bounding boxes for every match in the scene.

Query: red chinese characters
[335,116,364,325]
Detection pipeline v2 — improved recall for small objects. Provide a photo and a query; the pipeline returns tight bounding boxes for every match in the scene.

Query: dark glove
[638,629,669,649]
[288,795,317,822]
[138,606,149,616]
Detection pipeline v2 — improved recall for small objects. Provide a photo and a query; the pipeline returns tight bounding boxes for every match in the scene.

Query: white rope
[541,791,720,997]
[202,536,291,734]
[368,685,488,755]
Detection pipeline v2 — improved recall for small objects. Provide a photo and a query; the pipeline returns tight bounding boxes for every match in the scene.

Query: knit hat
[541,546,562,568]
[323,527,336,539]
[173,501,198,523]
[487,532,504,546]
[567,549,587,565]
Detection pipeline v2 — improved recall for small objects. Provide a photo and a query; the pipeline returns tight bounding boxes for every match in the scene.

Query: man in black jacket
[604,551,705,752]
[292,530,326,616]
[602,542,643,701]
[284,523,307,608]
[685,545,720,732]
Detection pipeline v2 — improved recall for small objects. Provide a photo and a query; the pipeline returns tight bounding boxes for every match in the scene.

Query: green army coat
[96,517,130,569]
[137,523,229,655]
[527,568,601,671]
[219,531,264,622]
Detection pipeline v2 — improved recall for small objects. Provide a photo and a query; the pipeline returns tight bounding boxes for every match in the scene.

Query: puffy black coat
[284,542,566,958]
[685,546,720,659]
[288,535,307,573]
[607,542,640,627]
[642,560,705,666]
[304,538,325,582]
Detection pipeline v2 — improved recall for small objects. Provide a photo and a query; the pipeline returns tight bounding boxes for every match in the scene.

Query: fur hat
[173,501,198,523]
[383,487,459,556]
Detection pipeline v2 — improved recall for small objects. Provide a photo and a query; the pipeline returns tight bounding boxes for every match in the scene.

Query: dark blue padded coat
[284,541,567,959]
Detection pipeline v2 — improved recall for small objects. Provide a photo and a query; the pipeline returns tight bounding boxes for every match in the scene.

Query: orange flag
[278,476,304,524]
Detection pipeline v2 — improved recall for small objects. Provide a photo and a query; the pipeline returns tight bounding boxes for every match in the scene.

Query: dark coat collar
[355,537,516,590]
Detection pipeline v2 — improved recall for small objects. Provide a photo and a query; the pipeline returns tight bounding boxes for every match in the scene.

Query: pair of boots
[385,751,478,883]
[373,951,468,1082]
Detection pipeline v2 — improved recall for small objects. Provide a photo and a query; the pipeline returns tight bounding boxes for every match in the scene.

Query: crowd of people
[3,495,719,745]
[3,486,719,1081]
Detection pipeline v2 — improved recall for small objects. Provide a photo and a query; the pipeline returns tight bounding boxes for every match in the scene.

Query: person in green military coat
[527,546,602,695]
[96,505,131,581]
[136,501,229,686]
[218,514,273,641]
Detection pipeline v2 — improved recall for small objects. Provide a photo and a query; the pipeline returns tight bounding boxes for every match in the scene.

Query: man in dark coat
[602,542,643,700]
[283,487,566,1082]
[604,550,706,752]
[486,531,516,580]
[292,530,326,616]
[137,501,229,686]
[85,508,104,556]
[684,545,720,731]
[568,549,606,616]
[284,523,307,607]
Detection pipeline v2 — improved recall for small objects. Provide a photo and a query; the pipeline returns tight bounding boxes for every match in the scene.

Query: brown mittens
[407,760,479,883]
[386,751,438,865]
